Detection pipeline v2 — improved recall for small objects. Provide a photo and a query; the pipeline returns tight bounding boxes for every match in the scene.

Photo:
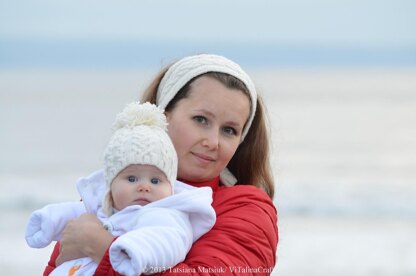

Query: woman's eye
[193,116,208,125]
[128,176,137,182]
[223,127,237,136]
[150,178,161,184]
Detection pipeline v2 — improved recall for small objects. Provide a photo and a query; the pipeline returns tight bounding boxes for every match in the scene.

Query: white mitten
[25,202,86,248]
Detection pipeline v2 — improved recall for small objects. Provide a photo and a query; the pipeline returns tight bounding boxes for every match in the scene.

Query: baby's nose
[137,183,151,192]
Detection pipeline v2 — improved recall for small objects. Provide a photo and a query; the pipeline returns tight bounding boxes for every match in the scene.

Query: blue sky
[1,0,415,68]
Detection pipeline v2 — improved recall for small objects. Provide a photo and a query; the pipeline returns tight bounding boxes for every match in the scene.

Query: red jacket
[44,177,278,275]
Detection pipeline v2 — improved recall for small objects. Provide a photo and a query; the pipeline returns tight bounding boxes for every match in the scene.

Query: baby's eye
[128,176,137,182]
[150,177,161,184]
[193,116,208,125]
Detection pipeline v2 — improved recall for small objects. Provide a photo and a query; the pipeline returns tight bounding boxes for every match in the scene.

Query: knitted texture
[103,102,178,203]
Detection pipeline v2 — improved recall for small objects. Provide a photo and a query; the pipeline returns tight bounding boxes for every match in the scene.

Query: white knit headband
[156,54,257,141]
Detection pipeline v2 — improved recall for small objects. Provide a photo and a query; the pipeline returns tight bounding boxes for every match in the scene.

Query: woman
[45,54,278,275]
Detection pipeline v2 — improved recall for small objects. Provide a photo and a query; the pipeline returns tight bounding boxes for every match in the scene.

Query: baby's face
[111,164,172,210]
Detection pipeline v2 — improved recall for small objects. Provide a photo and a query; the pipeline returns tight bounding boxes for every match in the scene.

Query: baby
[25,102,216,276]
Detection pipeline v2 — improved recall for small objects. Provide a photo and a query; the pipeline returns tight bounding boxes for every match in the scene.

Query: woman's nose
[202,129,219,150]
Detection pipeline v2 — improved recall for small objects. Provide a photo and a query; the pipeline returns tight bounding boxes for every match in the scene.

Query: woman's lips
[192,152,215,164]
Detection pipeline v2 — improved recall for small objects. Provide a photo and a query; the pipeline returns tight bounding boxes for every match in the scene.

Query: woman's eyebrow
[225,120,243,128]
[192,108,216,119]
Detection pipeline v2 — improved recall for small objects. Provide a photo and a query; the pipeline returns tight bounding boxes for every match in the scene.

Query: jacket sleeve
[43,242,60,276]
[93,185,278,276]
[108,208,193,275]
[156,185,278,275]
[25,202,86,248]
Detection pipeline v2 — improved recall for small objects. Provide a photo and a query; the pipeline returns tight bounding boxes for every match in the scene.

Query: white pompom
[113,102,168,131]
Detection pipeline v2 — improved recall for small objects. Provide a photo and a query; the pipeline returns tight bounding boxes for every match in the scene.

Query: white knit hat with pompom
[102,102,177,213]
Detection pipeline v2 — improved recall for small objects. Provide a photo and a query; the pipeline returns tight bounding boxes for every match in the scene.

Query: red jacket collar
[179,176,220,192]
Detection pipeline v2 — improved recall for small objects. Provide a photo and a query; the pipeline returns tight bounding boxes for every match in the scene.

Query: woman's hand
[56,213,114,265]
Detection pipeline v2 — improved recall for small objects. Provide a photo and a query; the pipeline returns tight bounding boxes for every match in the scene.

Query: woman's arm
[57,213,114,264]
[92,185,278,276]
[45,185,278,276]
[40,214,111,265]
[44,214,115,275]
[155,185,278,275]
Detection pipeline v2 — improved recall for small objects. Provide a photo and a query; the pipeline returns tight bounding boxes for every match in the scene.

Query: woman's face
[165,76,250,182]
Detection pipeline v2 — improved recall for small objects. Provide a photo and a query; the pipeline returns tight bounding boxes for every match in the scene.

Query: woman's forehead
[178,81,250,123]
